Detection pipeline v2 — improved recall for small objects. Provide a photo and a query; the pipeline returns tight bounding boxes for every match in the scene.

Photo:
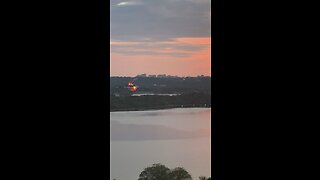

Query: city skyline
[110,73,211,78]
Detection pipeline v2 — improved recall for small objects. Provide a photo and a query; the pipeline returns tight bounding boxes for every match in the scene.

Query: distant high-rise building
[157,74,166,78]
[137,73,147,77]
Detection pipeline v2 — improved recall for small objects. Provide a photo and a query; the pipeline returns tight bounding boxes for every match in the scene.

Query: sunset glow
[111,0,211,77]
[111,37,210,76]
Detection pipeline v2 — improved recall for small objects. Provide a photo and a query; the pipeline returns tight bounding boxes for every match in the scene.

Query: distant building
[157,74,166,78]
[137,73,147,77]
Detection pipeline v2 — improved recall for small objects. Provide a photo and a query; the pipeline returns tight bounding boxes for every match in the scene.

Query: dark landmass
[110,76,211,111]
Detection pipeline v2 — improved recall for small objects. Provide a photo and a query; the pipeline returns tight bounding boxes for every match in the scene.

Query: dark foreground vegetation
[113,163,211,180]
[110,76,211,111]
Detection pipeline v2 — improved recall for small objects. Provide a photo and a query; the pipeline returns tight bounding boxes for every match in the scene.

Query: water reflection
[111,120,209,141]
[110,108,211,180]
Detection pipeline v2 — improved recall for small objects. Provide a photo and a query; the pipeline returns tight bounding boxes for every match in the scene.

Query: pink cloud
[110,37,211,76]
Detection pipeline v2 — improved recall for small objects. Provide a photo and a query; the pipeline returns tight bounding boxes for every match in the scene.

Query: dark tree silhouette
[168,167,192,180]
[199,176,211,180]
[138,164,195,180]
[138,163,170,180]
[137,163,209,180]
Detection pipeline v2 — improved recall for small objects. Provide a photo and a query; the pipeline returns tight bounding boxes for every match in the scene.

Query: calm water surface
[110,108,211,180]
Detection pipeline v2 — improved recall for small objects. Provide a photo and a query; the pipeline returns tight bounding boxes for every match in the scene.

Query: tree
[138,163,170,180]
[168,167,192,180]
[138,164,193,180]
[199,176,211,180]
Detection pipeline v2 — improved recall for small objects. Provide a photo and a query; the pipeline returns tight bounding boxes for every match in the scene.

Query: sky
[110,0,211,77]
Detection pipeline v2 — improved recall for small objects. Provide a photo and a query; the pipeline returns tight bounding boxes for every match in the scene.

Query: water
[110,108,211,180]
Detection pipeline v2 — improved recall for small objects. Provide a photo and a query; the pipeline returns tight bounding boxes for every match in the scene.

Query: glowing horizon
[110,0,211,77]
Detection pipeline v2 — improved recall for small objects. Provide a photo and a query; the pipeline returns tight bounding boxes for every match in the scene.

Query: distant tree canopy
[110,76,211,96]
[138,163,205,180]
[138,164,170,180]
[168,167,192,180]
[110,77,211,111]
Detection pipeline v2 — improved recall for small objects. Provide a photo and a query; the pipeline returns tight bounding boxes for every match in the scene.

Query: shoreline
[110,105,211,112]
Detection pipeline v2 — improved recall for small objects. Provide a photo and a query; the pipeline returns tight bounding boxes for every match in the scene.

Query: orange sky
[110,37,211,77]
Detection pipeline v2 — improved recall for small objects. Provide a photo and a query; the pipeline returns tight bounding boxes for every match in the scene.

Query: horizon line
[110,75,211,78]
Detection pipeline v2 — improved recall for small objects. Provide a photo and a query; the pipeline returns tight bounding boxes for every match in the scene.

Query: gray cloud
[110,49,191,57]
[116,1,143,6]
[111,0,211,42]
[111,40,207,57]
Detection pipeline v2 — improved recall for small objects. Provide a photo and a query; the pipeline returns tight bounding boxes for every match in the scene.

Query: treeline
[113,163,211,180]
[110,76,211,96]
[110,92,211,111]
[110,76,211,111]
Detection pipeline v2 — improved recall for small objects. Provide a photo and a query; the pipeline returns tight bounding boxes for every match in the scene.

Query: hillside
[110,76,211,111]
